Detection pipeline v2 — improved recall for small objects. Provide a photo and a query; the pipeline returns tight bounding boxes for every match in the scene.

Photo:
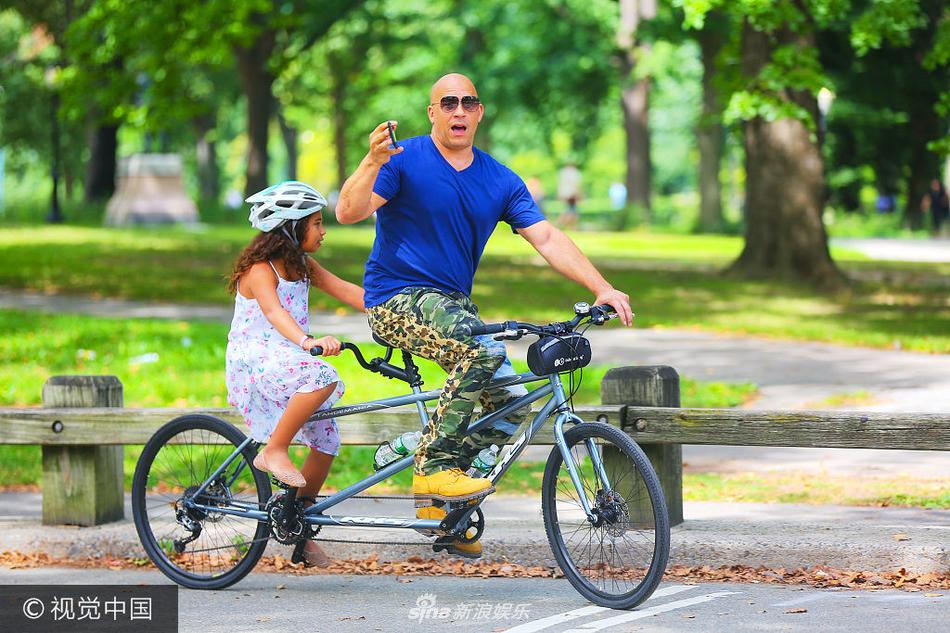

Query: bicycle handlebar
[468,304,619,338]
[309,342,365,363]
[467,321,513,336]
[309,304,621,362]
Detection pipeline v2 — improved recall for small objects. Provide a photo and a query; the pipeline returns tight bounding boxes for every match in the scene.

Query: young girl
[225,181,363,566]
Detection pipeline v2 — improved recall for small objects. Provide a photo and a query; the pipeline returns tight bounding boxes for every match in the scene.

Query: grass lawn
[0,225,947,352]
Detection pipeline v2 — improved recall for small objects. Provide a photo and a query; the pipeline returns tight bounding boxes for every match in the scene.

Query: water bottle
[467,444,500,478]
[373,431,422,471]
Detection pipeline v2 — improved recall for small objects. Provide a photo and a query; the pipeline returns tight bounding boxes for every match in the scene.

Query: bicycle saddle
[372,332,395,349]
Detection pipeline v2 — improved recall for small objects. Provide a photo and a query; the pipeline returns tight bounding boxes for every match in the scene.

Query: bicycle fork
[553,411,613,524]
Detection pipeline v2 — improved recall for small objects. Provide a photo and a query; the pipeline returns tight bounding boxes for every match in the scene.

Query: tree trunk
[696,14,726,232]
[903,102,941,230]
[83,124,118,202]
[729,22,845,289]
[330,73,348,190]
[275,101,298,181]
[617,0,655,224]
[235,30,276,197]
[192,113,220,203]
[621,70,652,215]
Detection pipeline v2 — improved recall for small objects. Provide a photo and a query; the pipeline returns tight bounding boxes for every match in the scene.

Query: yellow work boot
[415,503,483,559]
[412,468,495,502]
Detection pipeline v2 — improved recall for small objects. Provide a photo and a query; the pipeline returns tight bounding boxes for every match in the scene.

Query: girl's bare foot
[253,447,306,488]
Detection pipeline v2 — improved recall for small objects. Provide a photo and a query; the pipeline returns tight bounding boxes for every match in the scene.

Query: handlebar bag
[526,333,592,375]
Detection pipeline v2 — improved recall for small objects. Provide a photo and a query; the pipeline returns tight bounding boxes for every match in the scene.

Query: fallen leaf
[893,533,910,542]
[276,584,286,590]
[924,593,943,598]
[785,608,808,614]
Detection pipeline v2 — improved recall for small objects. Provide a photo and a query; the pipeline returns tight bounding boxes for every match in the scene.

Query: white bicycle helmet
[246,180,327,233]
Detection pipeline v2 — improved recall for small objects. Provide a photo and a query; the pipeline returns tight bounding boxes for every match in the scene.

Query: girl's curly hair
[227,222,310,294]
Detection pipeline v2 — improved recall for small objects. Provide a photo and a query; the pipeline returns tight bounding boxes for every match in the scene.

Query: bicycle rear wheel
[131,414,271,589]
[541,421,670,609]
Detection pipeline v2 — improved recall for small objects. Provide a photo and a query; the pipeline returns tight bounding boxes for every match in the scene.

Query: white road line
[560,591,740,632]
[504,585,695,633]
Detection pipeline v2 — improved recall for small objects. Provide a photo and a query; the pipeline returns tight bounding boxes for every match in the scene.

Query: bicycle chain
[311,536,438,547]
[308,493,415,501]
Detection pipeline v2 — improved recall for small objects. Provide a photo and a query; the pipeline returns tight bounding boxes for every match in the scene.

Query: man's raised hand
[369,121,404,166]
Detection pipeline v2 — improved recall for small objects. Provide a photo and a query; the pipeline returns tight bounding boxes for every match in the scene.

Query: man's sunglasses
[431,95,481,113]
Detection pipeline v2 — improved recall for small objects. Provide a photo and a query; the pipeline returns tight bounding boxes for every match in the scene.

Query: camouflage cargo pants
[366,287,530,475]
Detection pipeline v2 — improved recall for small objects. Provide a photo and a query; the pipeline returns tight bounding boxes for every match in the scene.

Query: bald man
[337,74,631,558]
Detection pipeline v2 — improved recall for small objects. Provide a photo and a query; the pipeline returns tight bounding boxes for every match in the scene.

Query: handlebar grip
[468,322,507,336]
[592,304,619,318]
[309,346,324,356]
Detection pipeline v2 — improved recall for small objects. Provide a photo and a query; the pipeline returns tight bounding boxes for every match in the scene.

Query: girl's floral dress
[225,261,345,455]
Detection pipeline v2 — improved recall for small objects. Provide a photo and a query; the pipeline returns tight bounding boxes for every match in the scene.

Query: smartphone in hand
[387,121,398,149]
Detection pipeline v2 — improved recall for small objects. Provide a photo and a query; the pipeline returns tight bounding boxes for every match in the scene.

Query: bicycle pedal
[291,539,307,565]
[431,535,455,554]
[445,495,484,511]
[269,477,297,491]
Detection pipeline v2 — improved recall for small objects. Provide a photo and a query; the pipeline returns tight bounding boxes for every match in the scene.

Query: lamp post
[817,87,835,146]
[45,64,63,224]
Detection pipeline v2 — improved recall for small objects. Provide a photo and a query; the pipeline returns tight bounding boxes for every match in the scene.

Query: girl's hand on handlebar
[307,335,341,356]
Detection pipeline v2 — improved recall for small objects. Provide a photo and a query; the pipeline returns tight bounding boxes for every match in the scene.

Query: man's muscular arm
[336,121,400,224]
[517,220,633,326]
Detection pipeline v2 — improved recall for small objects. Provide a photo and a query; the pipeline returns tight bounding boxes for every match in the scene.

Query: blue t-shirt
[364,135,544,308]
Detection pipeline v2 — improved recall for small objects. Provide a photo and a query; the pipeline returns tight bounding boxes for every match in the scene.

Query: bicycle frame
[183,370,608,532]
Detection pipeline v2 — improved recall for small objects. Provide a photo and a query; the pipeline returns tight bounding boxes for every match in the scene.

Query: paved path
[832,237,950,263]
[1,491,948,572]
[1,567,946,633]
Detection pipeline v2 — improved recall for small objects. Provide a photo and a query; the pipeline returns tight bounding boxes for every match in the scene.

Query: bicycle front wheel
[131,414,271,590]
[541,422,670,609]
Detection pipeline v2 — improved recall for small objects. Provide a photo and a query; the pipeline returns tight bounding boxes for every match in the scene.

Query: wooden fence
[2,369,947,527]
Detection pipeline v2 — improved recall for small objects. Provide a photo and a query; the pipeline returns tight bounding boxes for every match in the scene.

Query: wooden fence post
[601,366,683,526]
[41,376,124,526]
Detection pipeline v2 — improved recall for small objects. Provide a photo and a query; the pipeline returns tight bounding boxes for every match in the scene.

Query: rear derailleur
[172,479,231,553]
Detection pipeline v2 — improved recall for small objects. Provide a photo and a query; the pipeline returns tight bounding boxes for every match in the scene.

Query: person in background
[921,178,949,237]
[608,182,627,211]
[556,162,582,229]
[526,176,545,216]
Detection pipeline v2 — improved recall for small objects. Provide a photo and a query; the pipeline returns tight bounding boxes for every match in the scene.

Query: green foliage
[0,10,83,173]
[850,0,928,55]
